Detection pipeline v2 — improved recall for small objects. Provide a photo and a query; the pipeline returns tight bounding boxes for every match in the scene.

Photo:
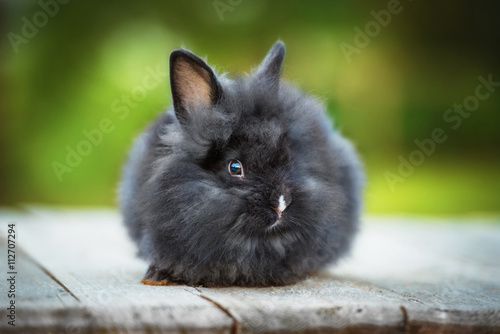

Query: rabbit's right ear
[169,50,221,124]
[254,41,285,87]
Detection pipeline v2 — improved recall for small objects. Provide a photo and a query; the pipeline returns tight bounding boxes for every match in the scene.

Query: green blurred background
[1,0,499,215]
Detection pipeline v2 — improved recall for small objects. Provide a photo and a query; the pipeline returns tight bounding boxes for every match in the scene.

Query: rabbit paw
[141,265,179,286]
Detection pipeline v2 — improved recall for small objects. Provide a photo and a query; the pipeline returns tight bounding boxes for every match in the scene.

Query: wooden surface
[0,207,499,333]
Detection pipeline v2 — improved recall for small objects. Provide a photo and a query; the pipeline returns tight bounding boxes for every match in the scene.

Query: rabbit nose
[273,195,288,217]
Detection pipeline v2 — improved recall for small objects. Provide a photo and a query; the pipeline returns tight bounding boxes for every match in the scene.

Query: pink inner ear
[174,58,213,109]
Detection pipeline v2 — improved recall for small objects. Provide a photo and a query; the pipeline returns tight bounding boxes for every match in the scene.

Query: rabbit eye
[228,160,244,178]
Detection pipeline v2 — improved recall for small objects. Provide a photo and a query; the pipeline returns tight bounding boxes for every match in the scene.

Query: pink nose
[273,194,288,218]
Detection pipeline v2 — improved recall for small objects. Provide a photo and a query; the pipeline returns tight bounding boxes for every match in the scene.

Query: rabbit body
[119,42,363,286]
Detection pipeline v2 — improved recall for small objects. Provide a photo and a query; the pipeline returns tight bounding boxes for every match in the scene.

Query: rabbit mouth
[268,218,282,230]
[267,210,285,230]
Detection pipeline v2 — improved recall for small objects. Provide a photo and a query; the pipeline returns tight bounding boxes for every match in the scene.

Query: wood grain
[0,208,233,333]
[1,207,499,333]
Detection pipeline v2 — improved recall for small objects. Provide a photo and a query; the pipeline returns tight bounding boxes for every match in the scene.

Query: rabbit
[119,41,364,287]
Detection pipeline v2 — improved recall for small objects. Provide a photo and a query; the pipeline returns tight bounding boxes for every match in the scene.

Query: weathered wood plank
[344,218,500,332]
[2,207,500,333]
[1,208,234,333]
[0,212,82,333]
[195,217,500,333]
[193,278,407,333]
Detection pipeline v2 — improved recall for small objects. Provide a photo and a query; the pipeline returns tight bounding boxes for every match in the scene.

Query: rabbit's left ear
[169,49,221,123]
[255,41,285,85]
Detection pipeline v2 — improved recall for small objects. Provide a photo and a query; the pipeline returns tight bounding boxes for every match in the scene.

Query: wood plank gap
[19,243,81,302]
[35,262,81,302]
[400,305,410,333]
[192,287,240,334]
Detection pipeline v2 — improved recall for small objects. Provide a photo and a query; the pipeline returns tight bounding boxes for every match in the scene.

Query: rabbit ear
[169,49,221,123]
[255,41,285,85]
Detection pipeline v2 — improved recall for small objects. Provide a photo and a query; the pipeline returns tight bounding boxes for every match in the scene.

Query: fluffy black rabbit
[119,41,363,287]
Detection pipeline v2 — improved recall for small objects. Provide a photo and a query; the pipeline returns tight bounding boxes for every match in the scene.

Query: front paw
[140,278,178,286]
[141,265,179,286]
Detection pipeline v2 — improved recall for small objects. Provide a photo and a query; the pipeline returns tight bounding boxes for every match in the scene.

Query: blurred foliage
[1,0,499,214]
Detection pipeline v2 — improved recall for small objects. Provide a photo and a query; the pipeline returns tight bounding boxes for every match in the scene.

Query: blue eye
[228,160,244,177]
